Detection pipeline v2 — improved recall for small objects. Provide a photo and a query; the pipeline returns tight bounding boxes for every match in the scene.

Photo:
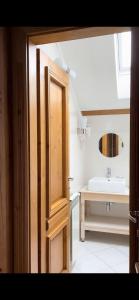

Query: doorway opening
[28,27,132,273]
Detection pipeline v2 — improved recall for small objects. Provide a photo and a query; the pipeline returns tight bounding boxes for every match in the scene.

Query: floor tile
[71,232,129,273]
[114,245,129,257]
[72,253,114,273]
[91,247,128,268]
[112,259,129,273]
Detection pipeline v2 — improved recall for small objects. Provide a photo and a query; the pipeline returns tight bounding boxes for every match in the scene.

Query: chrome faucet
[106,167,111,179]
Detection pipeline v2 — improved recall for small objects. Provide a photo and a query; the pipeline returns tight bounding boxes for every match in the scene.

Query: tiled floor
[71,231,129,273]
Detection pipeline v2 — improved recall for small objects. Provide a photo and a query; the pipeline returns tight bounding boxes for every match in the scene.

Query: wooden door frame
[12,26,136,273]
[0,28,14,273]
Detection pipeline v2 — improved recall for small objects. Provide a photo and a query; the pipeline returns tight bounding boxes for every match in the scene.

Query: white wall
[84,114,130,187]
[68,86,86,193]
[39,43,86,194]
[83,114,130,218]
[39,44,59,61]
[60,35,130,110]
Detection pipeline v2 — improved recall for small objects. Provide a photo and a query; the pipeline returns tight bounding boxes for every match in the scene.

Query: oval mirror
[99,133,124,157]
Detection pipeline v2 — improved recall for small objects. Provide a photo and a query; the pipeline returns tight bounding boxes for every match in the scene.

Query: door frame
[12,26,136,273]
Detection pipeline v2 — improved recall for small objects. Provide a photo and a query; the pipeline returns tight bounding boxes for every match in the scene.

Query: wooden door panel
[50,80,63,204]
[37,49,70,273]
[48,226,69,273]
[46,205,69,273]
[46,69,69,219]
[50,230,64,273]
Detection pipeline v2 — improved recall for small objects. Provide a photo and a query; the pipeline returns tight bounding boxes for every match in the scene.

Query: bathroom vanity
[80,186,129,241]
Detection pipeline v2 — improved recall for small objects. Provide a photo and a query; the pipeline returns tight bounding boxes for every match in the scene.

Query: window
[114,31,131,99]
[117,32,131,73]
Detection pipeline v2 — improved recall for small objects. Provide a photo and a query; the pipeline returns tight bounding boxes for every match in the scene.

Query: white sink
[88,177,126,193]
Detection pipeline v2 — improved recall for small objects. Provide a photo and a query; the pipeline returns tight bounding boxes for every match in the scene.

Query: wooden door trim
[29,27,130,45]
[46,205,69,231]
[47,218,69,239]
[28,41,38,273]
[81,108,130,116]
[129,28,139,273]
[48,63,69,86]
[0,28,13,273]
[13,26,133,273]
[50,198,68,218]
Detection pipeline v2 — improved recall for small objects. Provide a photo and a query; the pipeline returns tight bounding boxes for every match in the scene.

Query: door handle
[68,177,74,181]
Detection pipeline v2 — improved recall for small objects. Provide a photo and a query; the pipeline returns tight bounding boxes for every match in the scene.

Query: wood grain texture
[36,48,47,273]
[80,187,129,203]
[0,28,13,273]
[36,49,70,273]
[30,27,130,45]
[82,109,130,116]
[45,63,69,219]
[46,61,70,272]
[14,26,70,273]
[49,80,63,203]
[11,27,30,273]
[28,41,38,273]
[50,230,64,273]
[46,205,69,273]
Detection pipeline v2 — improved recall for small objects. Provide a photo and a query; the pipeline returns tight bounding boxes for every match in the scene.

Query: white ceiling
[40,34,130,110]
[59,35,130,110]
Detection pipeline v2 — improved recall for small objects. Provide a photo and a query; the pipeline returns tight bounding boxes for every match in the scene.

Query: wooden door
[130,27,139,273]
[37,49,70,273]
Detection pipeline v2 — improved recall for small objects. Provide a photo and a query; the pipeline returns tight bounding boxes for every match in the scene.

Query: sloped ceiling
[59,35,130,110]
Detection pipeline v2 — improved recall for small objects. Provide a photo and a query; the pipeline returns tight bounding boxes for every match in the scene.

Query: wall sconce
[77,126,91,137]
[77,116,91,140]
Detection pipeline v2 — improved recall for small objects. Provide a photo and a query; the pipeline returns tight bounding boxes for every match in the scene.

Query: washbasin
[88,177,126,193]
